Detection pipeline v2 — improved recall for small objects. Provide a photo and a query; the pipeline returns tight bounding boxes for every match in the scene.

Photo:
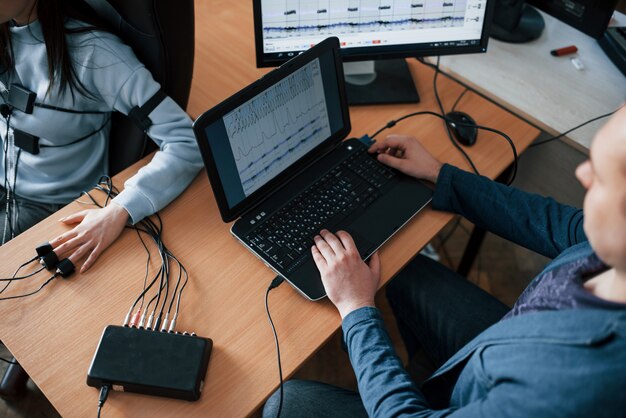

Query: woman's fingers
[59,211,87,225]
[50,229,78,248]
[80,244,103,273]
[53,234,84,257]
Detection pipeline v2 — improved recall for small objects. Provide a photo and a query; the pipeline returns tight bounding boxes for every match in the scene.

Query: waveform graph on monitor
[224,58,331,196]
[261,0,469,39]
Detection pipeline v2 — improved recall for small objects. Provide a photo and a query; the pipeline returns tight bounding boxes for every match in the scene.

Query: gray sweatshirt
[0,19,203,224]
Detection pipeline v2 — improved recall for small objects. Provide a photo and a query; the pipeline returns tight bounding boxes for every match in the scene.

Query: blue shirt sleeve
[342,307,574,417]
[432,164,586,259]
[343,307,433,417]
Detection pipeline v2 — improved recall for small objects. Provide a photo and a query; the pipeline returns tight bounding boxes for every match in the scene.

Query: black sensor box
[86,326,212,401]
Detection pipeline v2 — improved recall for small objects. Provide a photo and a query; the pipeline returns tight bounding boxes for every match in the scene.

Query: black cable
[97,385,110,418]
[126,231,165,320]
[173,261,189,318]
[266,276,285,418]
[8,148,20,235]
[85,177,187,331]
[40,114,111,150]
[2,112,14,242]
[419,57,621,150]
[0,273,58,301]
[0,255,40,294]
[0,356,17,364]
[81,177,169,321]
[0,265,45,282]
[432,57,480,176]
[369,110,519,185]
[166,255,183,315]
[135,227,151,310]
[451,88,469,112]
[529,108,620,147]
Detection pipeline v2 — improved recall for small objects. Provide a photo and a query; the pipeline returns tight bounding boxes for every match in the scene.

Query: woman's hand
[311,229,381,319]
[51,203,129,273]
[368,134,443,183]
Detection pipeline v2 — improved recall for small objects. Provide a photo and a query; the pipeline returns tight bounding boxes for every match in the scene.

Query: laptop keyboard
[245,147,395,272]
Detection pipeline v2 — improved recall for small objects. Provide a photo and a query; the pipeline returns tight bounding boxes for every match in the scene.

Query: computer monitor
[253,0,495,105]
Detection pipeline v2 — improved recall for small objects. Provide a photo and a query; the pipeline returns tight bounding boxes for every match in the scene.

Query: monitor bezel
[253,0,496,68]
[193,37,351,223]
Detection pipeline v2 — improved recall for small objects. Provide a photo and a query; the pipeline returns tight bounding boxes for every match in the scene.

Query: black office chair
[85,0,195,175]
[0,0,195,400]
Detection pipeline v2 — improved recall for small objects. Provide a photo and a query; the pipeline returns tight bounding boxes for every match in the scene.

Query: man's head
[576,106,626,271]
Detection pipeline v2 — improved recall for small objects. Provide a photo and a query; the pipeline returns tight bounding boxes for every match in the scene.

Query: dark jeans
[0,186,63,244]
[263,255,510,418]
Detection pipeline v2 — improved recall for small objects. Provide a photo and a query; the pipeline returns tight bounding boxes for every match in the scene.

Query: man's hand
[311,230,381,319]
[50,203,130,273]
[368,134,443,183]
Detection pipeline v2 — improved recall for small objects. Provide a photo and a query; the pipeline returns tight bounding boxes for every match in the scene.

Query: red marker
[550,45,578,56]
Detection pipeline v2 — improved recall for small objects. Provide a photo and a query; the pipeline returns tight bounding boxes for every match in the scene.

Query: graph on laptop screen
[223,58,331,196]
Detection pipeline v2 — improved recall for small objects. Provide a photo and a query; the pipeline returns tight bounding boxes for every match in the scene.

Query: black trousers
[386,254,510,369]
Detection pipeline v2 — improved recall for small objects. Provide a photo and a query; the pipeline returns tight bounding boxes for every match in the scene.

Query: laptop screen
[201,46,346,212]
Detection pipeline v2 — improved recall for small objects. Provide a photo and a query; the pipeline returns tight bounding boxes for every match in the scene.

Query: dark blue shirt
[504,253,624,319]
[342,164,626,417]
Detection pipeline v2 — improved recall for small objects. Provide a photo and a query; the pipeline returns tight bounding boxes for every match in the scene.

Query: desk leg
[456,164,514,278]
[0,360,28,400]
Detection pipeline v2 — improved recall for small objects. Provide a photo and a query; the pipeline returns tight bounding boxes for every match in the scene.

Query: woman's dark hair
[0,0,113,99]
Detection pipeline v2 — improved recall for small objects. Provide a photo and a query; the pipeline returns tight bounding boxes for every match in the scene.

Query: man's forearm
[432,164,585,259]
[343,307,435,417]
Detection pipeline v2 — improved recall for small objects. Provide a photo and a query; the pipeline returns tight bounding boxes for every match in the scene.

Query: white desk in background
[433,10,626,153]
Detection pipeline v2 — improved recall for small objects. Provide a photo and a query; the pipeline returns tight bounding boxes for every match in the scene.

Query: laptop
[193,37,432,300]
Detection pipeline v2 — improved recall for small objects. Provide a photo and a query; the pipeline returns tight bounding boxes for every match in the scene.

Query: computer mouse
[445,111,478,146]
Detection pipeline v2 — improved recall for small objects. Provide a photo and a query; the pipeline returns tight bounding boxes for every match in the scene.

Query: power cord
[96,384,110,418]
[265,276,285,418]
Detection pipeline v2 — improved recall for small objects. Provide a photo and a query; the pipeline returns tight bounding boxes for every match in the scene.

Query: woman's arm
[52,32,203,271]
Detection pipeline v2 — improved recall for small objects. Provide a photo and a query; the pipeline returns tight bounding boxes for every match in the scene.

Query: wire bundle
[81,176,189,333]
[0,258,46,300]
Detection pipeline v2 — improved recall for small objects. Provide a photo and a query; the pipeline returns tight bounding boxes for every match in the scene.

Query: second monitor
[253,0,494,105]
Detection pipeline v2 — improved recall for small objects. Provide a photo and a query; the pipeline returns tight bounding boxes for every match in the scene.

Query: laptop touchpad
[341,228,375,260]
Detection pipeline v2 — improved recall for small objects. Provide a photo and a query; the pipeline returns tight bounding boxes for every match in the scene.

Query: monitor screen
[253,0,493,66]
[201,49,346,210]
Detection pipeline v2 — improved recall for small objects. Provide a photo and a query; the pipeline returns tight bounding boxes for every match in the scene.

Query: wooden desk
[0,2,539,417]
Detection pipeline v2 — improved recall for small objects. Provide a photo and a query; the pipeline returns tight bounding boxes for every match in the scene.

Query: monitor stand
[343,59,420,106]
